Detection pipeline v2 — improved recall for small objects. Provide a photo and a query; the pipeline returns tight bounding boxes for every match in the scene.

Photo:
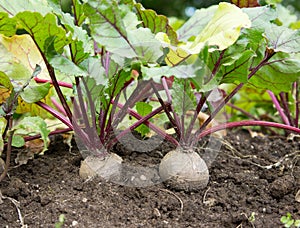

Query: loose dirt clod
[159,149,209,192]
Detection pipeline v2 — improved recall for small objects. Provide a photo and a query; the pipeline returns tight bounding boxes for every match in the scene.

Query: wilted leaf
[26,138,47,153]
[0,41,31,86]
[15,149,34,165]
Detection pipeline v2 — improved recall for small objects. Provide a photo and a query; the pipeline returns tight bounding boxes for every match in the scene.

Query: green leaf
[215,48,255,84]
[83,0,136,58]
[250,53,300,93]
[0,72,13,90]
[141,63,202,82]
[242,6,277,29]
[20,82,51,103]
[0,12,17,36]
[172,79,196,115]
[136,102,152,117]
[135,101,152,136]
[84,0,163,62]
[16,12,71,53]
[264,24,300,53]
[11,134,25,148]
[47,0,92,64]
[13,116,50,153]
[135,3,177,45]
[48,54,88,77]
[275,4,298,27]
[80,57,107,85]
[0,0,52,16]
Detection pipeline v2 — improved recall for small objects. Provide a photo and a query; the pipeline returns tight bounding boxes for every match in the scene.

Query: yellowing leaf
[193,3,251,51]
[0,34,49,79]
[164,3,251,66]
[0,87,10,104]
[165,47,190,66]
[15,90,55,118]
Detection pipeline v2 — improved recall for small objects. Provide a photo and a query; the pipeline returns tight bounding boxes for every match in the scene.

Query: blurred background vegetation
[137,0,300,18]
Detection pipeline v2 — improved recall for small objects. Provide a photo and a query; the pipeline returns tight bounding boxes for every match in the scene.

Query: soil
[0,130,299,227]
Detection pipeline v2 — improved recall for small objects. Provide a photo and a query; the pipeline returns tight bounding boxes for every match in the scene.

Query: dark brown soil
[0,130,299,227]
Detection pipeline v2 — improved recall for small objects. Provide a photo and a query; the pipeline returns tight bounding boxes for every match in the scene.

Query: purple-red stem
[34,40,73,123]
[185,91,211,145]
[82,79,97,132]
[114,101,180,146]
[294,81,299,127]
[227,102,258,120]
[206,49,226,83]
[34,78,73,89]
[107,105,166,149]
[162,77,182,137]
[51,97,67,116]
[151,80,179,137]
[75,77,92,133]
[36,101,95,151]
[280,92,293,125]
[192,50,275,146]
[112,80,152,130]
[35,101,73,129]
[267,90,290,125]
[196,120,300,140]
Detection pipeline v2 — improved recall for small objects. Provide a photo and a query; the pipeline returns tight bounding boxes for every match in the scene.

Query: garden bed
[0,130,299,227]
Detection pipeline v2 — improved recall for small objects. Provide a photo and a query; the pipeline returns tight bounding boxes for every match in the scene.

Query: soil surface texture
[0,130,299,227]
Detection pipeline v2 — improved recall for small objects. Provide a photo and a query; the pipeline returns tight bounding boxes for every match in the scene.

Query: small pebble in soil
[153,208,161,217]
[140,175,147,181]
